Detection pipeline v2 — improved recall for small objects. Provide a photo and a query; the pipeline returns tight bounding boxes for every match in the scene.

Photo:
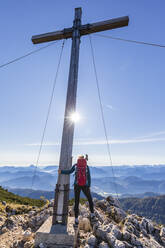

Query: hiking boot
[90,213,97,224]
[90,213,95,220]
[74,218,79,226]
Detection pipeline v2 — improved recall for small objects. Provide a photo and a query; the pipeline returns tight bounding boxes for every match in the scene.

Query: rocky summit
[0,203,53,248]
[0,196,165,248]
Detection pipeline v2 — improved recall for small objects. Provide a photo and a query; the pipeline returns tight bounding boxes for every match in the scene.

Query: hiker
[58,155,95,225]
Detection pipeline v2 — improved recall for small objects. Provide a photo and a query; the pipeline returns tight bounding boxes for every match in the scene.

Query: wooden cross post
[32,7,129,230]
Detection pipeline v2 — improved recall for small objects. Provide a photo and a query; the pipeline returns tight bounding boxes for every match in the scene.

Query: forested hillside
[120,195,165,224]
[0,186,45,207]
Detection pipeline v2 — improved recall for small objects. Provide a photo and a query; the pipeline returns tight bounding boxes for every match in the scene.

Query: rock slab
[35,216,74,248]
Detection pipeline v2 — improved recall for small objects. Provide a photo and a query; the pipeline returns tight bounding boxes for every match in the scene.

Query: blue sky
[0,0,165,166]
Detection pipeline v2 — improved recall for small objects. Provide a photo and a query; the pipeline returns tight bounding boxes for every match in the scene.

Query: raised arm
[60,164,76,175]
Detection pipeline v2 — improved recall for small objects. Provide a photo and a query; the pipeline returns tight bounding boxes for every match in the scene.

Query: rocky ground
[77,197,165,248]
[0,203,52,248]
[0,197,165,247]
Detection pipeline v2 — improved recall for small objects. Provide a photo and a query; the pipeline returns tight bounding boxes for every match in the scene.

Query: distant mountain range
[1,164,165,197]
[120,192,160,198]
[1,165,165,224]
[7,187,104,201]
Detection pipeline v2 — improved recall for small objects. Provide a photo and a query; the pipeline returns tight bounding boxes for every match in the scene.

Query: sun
[70,112,81,123]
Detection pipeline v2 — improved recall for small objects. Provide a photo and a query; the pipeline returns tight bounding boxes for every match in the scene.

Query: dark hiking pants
[74,184,94,218]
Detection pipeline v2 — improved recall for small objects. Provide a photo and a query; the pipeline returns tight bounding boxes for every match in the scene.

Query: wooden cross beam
[31,7,129,231]
[32,15,129,44]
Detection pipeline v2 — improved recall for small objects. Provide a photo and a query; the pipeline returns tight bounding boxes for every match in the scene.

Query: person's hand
[58,169,61,174]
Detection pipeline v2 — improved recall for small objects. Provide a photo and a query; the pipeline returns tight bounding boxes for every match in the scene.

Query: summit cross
[32,7,129,231]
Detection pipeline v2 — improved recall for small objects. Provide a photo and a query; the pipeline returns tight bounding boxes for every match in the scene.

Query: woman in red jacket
[58,155,95,225]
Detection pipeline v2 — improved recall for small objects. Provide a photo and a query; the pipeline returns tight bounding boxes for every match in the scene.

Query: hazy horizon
[0,163,165,168]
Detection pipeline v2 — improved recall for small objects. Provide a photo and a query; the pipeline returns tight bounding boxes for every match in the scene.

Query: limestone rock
[111,225,122,240]
[68,205,75,217]
[95,209,105,223]
[106,195,120,208]
[12,240,20,248]
[28,210,36,217]
[39,243,46,248]
[2,201,6,206]
[95,226,108,242]
[106,233,116,247]
[79,216,92,232]
[122,241,133,248]
[126,214,140,230]
[122,230,131,241]
[1,226,8,233]
[87,235,97,246]
[147,220,155,234]
[24,240,34,248]
[114,240,126,248]
[106,206,112,215]
[160,227,165,237]
[48,199,54,207]
[141,217,148,230]
[5,216,16,229]
[23,229,32,241]
[103,223,113,233]
[0,216,4,221]
[99,242,109,248]
[95,199,108,211]
[112,207,126,223]
[130,234,142,246]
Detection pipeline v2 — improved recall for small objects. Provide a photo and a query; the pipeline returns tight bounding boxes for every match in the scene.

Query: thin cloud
[105,104,116,111]
[26,136,165,147]
[74,137,165,145]
[27,142,60,146]
[137,131,165,139]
